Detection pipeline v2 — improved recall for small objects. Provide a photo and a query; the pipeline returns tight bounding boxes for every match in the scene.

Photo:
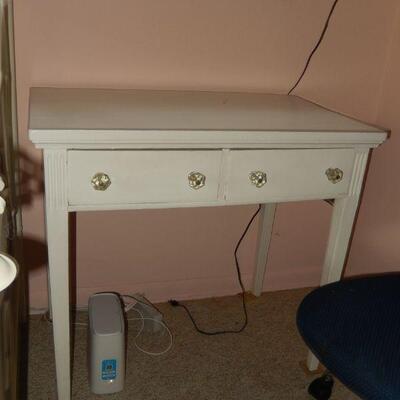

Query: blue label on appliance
[101,359,117,380]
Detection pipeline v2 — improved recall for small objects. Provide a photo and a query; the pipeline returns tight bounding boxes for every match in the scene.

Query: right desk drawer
[225,149,356,202]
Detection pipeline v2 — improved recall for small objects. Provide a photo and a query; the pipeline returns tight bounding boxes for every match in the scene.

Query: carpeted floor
[28,288,359,399]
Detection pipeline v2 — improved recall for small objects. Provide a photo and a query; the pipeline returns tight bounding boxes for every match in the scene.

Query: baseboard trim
[29,267,321,312]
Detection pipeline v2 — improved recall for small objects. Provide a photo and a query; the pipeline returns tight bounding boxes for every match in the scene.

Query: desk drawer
[67,150,222,205]
[226,149,355,202]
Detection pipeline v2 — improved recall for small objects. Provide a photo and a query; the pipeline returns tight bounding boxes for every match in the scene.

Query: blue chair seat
[297,275,400,400]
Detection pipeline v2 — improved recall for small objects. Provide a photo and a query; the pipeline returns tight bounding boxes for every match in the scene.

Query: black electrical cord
[169,204,262,335]
[287,0,339,95]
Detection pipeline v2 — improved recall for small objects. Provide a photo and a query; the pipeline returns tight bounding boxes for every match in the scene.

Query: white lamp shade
[0,254,17,292]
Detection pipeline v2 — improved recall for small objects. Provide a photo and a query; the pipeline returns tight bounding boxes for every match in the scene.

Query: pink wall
[348,4,400,276]
[12,0,400,308]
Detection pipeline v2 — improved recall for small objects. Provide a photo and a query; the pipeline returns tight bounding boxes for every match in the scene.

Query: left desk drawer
[67,150,222,206]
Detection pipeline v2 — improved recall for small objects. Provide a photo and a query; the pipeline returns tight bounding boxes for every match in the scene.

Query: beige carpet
[28,288,360,399]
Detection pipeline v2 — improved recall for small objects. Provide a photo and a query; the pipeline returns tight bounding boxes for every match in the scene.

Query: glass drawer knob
[249,171,267,188]
[325,168,343,184]
[91,173,111,191]
[188,172,206,190]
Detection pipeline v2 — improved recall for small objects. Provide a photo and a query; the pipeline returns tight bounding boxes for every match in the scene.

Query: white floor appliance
[88,293,125,394]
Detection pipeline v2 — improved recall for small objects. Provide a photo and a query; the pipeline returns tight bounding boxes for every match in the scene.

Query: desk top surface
[29,88,387,148]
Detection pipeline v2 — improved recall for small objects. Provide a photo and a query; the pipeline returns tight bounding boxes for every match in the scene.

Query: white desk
[29,88,387,400]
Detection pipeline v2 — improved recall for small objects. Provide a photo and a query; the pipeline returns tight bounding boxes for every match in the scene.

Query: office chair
[297,274,400,400]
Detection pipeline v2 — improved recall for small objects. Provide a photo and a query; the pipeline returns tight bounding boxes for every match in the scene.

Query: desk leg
[252,203,276,296]
[306,196,362,370]
[47,266,53,321]
[44,150,71,399]
[307,192,366,370]
[306,150,368,371]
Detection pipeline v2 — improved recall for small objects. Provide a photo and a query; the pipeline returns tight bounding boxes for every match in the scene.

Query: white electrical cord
[126,307,173,356]
[123,296,139,313]
[121,294,157,312]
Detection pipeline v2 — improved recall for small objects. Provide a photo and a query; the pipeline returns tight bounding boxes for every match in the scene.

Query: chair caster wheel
[308,374,334,400]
